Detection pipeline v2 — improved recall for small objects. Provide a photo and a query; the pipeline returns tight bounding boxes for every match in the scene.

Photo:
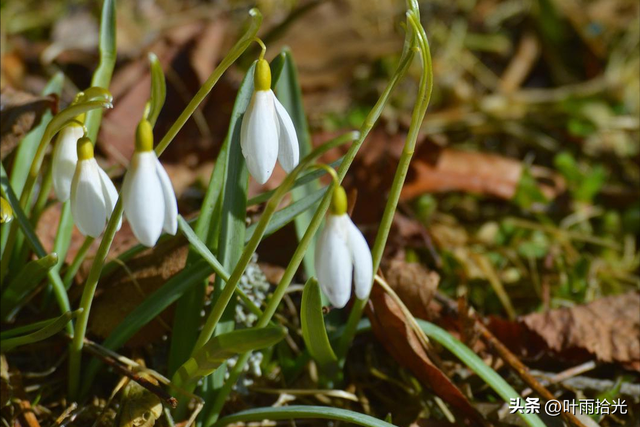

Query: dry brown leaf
[100,18,226,164]
[402,141,564,201]
[383,258,440,321]
[88,236,189,347]
[367,283,487,427]
[490,292,640,371]
[0,87,57,159]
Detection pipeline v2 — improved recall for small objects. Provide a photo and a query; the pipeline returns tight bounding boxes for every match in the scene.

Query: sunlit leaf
[173,327,286,387]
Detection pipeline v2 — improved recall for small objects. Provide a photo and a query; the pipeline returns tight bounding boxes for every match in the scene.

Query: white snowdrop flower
[315,186,373,308]
[240,58,299,184]
[52,122,84,202]
[122,119,178,247]
[70,137,121,238]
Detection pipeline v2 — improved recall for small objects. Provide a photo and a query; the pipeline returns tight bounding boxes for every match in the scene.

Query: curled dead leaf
[367,283,487,427]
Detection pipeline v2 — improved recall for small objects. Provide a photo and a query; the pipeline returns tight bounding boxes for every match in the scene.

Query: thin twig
[69,335,178,408]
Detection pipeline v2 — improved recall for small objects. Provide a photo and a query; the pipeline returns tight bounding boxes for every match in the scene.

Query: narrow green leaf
[0,164,72,327]
[84,0,117,142]
[177,216,229,281]
[2,253,58,321]
[300,278,338,372]
[212,406,397,427]
[1,164,47,257]
[147,52,166,126]
[169,65,255,378]
[273,48,318,280]
[417,320,546,427]
[1,310,80,352]
[195,62,252,411]
[173,326,285,387]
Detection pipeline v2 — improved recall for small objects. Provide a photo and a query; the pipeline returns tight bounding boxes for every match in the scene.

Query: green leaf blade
[300,278,338,372]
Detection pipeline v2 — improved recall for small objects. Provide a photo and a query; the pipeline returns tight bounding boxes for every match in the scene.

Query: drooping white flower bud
[314,186,373,308]
[240,59,299,184]
[121,119,178,247]
[70,137,121,237]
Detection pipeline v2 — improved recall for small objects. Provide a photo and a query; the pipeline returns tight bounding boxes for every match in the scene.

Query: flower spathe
[122,119,178,247]
[240,58,299,184]
[70,137,121,238]
[314,186,373,308]
[52,123,84,202]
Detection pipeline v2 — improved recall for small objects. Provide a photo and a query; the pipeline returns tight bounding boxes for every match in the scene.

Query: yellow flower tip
[76,113,86,124]
[77,137,94,160]
[135,119,154,152]
[254,59,271,92]
[330,185,348,216]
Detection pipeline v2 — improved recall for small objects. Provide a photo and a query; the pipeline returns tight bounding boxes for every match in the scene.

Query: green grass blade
[273,48,318,280]
[84,0,117,142]
[1,310,80,352]
[173,326,285,387]
[301,278,338,373]
[1,253,58,320]
[416,320,546,427]
[147,52,166,126]
[212,406,397,427]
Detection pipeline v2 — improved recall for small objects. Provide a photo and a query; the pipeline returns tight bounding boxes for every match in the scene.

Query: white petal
[52,125,83,202]
[273,95,299,173]
[71,160,108,238]
[315,215,352,308]
[240,90,278,184]
[346,216,373,300]
[155,157,178,235]
[122,152,165,247]
[97,167,122,231]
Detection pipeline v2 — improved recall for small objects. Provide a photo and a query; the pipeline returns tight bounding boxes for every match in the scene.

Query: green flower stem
[62,236,94,289]
[67,200,123,399]
[67,10,264,399]
[337,9,433,359]
[154,9,262,156]
[205,43,416,426]
[192,134,355,353]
